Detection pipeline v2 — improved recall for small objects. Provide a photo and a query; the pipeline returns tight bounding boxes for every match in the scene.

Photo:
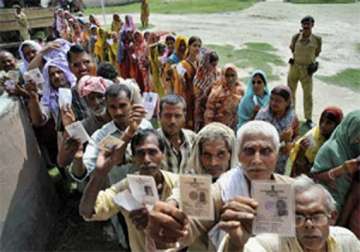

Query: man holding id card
[79,129,178,252]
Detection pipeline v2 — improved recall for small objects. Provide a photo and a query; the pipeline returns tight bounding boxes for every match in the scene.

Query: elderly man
[158,95,196,173]
[219,175,360,251]
[79,129,178,252]
[146,120,293,250]
[57,75,112,173]
[78,84,152,182]
[186,122,237,180]
[183,122,239,250]
[0,50,17,72]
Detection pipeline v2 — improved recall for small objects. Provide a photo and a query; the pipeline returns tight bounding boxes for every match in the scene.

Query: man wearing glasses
[219,174,359,251]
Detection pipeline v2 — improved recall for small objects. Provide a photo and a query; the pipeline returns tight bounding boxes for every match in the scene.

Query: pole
[101,0,106,25]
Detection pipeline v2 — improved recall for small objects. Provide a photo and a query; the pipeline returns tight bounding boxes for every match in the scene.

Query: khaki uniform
[16,12,30,41]
[287,32,321,120]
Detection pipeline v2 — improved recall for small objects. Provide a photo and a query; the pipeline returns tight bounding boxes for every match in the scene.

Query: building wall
[0,97,59,251]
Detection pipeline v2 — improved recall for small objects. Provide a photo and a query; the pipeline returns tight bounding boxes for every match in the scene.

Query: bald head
[0,51,17,72]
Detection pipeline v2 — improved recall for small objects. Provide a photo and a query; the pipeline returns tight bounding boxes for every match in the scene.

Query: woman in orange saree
[174,36,202,129]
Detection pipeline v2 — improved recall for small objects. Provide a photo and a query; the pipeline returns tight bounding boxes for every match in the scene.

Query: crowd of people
[0,6,359,251]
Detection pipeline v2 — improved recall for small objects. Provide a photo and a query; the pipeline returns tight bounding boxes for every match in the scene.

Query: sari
[311,110,360,211]
[255,85,299,174]
[117,30,137,80]
[236,69,270,130]
[289,107,343,177]
[193,49,220,131]
[133,31,150,92]
[94,28,107,63]
[108,32,119,66]
[174,58,198,129]
[161,35,188,94]
[204,64,244,130]
[149,42,165,97]
[111,19,122,34]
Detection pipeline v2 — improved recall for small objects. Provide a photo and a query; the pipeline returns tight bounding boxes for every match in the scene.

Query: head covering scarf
[322,106,343,125]
[311,110,360,211]
[168,35,187,64]
[77,75,108,97]
[289,106,343,175]
[41,58,76,115]
[187,122,238,176]
[42,38,72,62]
[236,69,270,130]
[221,64,238,84]
[193,48,218,91]
[123,15,136,33]
[18,40,42,74]
[89,14,101,27]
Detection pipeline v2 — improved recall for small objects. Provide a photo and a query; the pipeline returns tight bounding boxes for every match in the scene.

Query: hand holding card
[65,121,90,144]
[179,175,214,220]
[58,88,72,109]
[127,174,159,206]
[251,182,295,237]
[98,135,125,152]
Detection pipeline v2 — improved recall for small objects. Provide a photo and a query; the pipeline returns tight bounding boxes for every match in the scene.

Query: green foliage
[85,0,255,15]
[206,42,285,80]
[317,68,360,91]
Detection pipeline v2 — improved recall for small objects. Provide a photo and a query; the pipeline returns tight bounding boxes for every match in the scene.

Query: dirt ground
[98,1,360,121]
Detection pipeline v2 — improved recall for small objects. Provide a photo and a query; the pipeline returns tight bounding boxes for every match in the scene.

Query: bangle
[328,170,336,181]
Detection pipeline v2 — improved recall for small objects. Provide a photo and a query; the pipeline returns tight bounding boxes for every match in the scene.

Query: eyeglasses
[252,80,263,85]
[225,74,236,77]
[295,213,330,227]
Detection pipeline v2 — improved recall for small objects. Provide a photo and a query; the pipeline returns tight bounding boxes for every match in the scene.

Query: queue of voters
[0,3,359,252]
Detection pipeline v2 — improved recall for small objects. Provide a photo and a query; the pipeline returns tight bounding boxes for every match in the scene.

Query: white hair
[293,174,337,213]
[236,120,280,155]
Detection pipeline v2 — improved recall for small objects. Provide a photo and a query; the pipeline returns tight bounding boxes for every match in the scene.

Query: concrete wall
[84,0,139,8]
[0,96,59,251]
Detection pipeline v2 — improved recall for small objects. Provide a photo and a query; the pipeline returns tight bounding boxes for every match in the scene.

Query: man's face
[85,92,106,116]
[319,116,337,139]
[296,189,333,251]
[22,46,37,62]
[69,52,94,79]
[159,103,185,137]
[301,21,313,34]
[106,93,131,128]
[238,134,277,180]
[15,8,21,14]
[133,135,164,177]
[0,52,16,72]
[200,138,231,179]
[48,66,68,89]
